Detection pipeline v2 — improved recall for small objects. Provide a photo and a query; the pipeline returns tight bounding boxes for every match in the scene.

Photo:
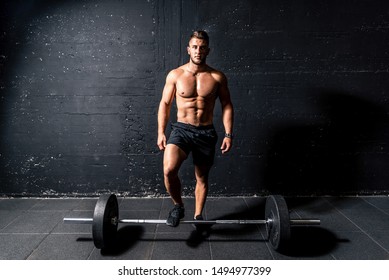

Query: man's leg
[194,164,212,218]
[163,144,187,206]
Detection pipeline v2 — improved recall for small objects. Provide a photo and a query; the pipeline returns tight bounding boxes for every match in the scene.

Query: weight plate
[92,194,119,249]
[265,195,291,251]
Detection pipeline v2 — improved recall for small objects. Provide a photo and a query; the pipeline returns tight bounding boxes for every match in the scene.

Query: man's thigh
[163,144,188,173]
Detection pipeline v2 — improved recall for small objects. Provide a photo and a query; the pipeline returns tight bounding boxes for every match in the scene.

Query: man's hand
[157,134,167,151]
[220,137,232,154]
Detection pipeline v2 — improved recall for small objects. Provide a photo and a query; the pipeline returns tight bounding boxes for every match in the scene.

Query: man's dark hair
[189,30,209,45]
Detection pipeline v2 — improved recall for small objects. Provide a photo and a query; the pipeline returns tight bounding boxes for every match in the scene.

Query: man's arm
[157,70,177,151]
[218,73,234,154]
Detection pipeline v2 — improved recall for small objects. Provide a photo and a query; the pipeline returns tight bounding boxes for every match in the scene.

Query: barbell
[63,194,320,252]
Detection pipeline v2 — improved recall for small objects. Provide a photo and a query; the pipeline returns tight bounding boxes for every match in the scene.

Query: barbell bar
[63,194,320,252]
[63,218,320,226]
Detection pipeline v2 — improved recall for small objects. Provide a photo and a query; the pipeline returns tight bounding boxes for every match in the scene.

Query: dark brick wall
[1,0,389,196]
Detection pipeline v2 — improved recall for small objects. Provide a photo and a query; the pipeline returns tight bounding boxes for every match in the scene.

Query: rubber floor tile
[88,232,155,260]
[27,234,95,260]
[2,211,65,234]
[362,197,389,210]
[120,198,163,211]
[295,208,361,232]
[0,199,41,211]
[210,240,272,260]
[0,210,24,231]
[0,234,46,260]
[30,199,82,211]
[151,232,212,260]
[330,231,389,260]
[339,208,389,232]
[205,197,249,213]
[366,230,389,252]
[325,197,379,210]
[72,198,98,211]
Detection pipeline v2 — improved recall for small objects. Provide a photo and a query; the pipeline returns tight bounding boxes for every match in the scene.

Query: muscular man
[157,30,234,227]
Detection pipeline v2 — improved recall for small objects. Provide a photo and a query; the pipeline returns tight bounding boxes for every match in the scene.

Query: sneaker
[193,215,205,231]
[166,204,185,227]
[194,215,203,221]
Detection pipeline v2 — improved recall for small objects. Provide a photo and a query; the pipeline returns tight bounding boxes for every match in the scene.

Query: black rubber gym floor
[0,196,388,260]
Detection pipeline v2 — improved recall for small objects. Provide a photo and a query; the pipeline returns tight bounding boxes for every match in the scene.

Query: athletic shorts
[167,122,218,166]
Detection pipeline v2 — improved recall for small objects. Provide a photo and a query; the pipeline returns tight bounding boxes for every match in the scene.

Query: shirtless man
[157,30,234,227]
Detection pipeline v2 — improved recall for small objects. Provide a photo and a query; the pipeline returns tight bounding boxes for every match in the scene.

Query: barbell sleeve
[63,218,93,224]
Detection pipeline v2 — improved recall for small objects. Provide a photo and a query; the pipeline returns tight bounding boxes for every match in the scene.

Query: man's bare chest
[176,74,219,98]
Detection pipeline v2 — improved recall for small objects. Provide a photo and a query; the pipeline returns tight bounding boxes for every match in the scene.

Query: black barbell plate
[92,194,119,249]
[265,195,291,251]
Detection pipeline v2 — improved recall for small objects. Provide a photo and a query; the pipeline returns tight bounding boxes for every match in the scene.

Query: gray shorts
[167,122,218,166]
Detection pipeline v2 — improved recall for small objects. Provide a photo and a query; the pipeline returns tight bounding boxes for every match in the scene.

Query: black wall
[1,0,389,196]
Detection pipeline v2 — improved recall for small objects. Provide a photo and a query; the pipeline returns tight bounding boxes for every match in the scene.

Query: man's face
[187,38,210,65]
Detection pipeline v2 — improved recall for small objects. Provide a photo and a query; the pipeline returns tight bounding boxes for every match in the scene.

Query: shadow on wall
[263,89,388,195]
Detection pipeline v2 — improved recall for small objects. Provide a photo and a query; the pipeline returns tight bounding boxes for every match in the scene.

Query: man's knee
[163,165,179,180]
[163,144,187,180]
[195,165,211,179]
[195,174,209,189]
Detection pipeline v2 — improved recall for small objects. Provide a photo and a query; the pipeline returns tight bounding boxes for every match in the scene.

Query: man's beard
[191,56,206,65]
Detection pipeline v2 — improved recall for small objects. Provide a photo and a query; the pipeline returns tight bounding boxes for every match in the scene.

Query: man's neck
[187,61,208,75]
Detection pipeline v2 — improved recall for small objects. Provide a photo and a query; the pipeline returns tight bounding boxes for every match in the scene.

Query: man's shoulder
[167,67,185,79]
[208,67,227,82]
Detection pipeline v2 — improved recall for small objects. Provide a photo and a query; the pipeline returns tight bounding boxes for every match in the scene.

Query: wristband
[225,133,233,139]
